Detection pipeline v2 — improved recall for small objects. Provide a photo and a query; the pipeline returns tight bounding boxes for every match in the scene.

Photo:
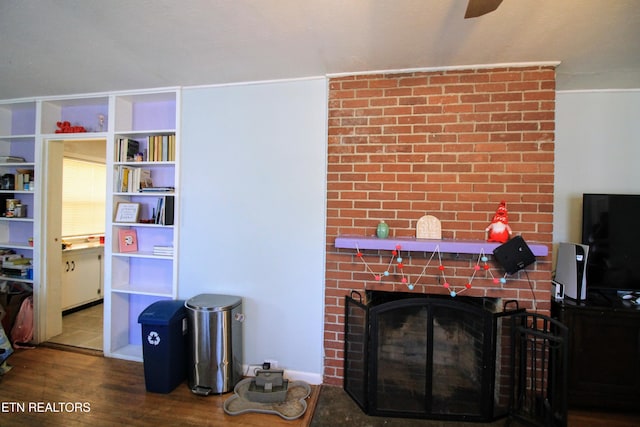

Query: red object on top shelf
[55,121,86,133]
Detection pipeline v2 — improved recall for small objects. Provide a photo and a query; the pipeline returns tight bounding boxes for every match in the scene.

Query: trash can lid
[185,294,242,312]
[138,300,186,325]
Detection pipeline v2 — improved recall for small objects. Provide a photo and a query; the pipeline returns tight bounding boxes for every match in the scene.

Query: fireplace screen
[344,291,523,422]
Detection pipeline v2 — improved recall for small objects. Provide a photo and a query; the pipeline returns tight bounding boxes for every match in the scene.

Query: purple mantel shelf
[334,235,549,257]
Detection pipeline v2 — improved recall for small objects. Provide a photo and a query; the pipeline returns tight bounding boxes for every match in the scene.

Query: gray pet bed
[223,378,311,420]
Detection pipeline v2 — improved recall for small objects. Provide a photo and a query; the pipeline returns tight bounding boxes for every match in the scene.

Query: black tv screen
[582,193,640,292]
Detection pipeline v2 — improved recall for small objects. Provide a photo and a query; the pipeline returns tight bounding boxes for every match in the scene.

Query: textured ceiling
[1,0,639,100]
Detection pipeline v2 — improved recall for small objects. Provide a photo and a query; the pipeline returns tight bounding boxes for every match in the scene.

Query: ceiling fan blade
[464,0,503,19]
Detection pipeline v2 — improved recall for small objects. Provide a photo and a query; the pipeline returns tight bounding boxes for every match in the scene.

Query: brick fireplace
[323,65,556,385]
[343,291,523,421]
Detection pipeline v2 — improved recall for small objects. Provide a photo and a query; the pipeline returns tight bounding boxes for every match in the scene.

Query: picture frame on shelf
[118,229,138,253]
[114,202,140,223]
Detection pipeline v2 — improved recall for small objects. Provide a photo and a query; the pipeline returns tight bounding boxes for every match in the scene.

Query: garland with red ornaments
[355,243,507,297]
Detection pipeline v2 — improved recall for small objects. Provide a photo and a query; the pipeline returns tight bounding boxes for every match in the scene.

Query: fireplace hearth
[344,291,524,422]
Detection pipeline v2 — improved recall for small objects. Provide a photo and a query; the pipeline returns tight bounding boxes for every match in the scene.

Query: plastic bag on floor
[11,296,33,348]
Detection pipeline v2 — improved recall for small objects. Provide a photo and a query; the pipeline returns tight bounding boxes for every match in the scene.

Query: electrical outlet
[264,359,278,369]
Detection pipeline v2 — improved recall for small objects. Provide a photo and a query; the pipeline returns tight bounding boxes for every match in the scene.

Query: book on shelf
[153,245,173,256]
[116,138,141,162]
[14,169,34,191]
[139,186,174,193]
[0,156,26,163]
[1,254,32,278]
[162,135,168,162]
[139,168,153,189]
[146,134,176,162]
[118,229,138,253]
[153,195,174,225]
[2,264,31,278]
[114,166,152,193]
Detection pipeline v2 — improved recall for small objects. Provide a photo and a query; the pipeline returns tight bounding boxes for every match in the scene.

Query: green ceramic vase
[376,221,389,239]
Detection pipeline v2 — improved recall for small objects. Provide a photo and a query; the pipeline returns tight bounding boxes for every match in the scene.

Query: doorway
[43,137,107,351]
[48,302,103,350]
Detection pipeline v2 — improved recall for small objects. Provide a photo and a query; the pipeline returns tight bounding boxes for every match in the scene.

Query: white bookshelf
[104,89,180,361]
[0,100,37,290]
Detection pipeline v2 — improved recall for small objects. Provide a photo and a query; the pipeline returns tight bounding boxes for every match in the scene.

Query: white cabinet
[105,90,180,361]
[61,247,103,311]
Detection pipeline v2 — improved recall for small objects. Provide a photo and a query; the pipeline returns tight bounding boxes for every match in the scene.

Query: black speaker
[492,235,536,274]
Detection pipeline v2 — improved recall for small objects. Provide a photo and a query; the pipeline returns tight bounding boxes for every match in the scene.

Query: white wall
[554,90,640,245]
[178,77,328,383]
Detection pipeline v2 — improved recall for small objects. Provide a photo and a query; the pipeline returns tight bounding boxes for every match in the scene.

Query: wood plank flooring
[2,345,639,427]
[0,346,318,427]
[567,410,640,427]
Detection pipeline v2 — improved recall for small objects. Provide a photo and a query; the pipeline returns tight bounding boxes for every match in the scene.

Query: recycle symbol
[147,331,161,346]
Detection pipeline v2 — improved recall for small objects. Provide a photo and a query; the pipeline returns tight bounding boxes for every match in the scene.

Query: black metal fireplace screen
[344,291,567,424]
[509,311,568,427]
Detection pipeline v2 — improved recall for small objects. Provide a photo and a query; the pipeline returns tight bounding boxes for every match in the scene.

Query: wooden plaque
[416,215,441,239]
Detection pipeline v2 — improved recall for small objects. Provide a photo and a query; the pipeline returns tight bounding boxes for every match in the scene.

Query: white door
[37,138,64,342]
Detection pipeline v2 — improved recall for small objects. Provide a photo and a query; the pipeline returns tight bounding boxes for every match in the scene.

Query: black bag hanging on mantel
[492,235,536,275]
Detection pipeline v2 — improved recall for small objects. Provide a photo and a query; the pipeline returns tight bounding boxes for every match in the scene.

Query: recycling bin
[185,294,243,395]
[138,299,187,393]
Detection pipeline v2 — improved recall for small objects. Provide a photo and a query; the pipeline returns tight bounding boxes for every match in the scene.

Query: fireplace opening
[344,291,524,422]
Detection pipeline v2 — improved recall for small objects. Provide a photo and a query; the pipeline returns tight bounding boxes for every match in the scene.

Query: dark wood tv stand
[552,293,640,412]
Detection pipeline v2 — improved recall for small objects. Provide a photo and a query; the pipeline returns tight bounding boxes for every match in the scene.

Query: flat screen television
[582,193,640,293]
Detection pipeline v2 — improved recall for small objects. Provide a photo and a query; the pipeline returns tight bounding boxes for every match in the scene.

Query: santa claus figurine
[485,201,512,243]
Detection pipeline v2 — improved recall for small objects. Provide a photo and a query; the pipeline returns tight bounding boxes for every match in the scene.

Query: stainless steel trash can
[185,294,243,395]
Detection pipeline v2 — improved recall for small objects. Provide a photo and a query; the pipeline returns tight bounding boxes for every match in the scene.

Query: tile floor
[47,303,103,350]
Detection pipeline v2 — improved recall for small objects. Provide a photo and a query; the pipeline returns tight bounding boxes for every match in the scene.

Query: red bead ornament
[352,244,502,297]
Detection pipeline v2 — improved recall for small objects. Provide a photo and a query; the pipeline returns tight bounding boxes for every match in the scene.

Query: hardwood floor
[568,410,640,427]
[1,346,639,426]
[0,346,318,426]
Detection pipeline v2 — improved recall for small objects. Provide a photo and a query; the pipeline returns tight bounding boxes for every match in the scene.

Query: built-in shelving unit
[105,90,180,361]
[335,235,549,256]
[1,90,180,360]
[0,101,37,287]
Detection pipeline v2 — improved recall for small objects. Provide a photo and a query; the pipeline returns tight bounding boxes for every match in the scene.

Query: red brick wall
[323,66,556,385]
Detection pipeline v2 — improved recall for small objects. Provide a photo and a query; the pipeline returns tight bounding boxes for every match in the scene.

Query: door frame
[36,136,108,345]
